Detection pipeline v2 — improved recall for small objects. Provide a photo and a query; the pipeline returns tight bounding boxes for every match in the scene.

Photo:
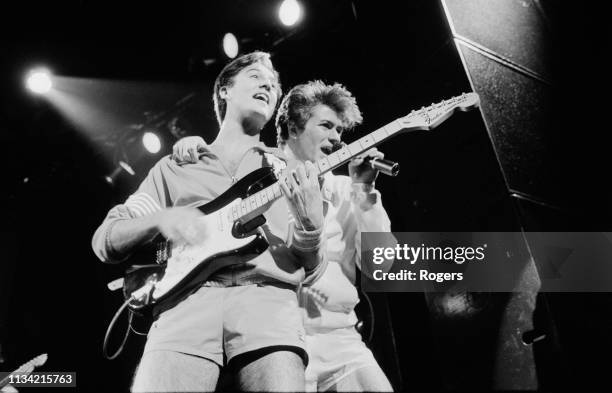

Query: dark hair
[275,80,362,145]
[213,51,281,126]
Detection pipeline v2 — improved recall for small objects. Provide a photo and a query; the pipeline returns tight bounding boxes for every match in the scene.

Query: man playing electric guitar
[174,80,395,392]
[92,52,327,392]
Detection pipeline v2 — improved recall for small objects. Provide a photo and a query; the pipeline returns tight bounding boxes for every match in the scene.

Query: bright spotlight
[279,0,302,26]
[222,33,239,59]
[25,69,53,95]
[142,132,161,154]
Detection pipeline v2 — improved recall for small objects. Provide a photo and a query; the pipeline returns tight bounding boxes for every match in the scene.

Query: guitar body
[124,167,277,316]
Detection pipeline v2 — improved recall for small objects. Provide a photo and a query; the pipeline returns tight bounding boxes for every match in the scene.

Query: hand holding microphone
[332,142,400,180]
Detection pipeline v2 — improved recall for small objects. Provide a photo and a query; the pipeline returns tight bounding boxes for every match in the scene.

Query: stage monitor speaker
[436,0,558,390]
[442,0,558,206]
[441,1,611,392]
[442,0,552,81]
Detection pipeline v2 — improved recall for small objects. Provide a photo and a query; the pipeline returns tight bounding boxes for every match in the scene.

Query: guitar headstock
[399,92,480,131]
[18,353,48,372]
[0,353,48,389]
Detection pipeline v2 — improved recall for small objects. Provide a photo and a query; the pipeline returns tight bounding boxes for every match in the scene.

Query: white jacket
[300,173,393,332]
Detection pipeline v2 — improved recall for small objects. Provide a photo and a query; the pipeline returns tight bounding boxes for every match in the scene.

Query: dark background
[0,1,609,391]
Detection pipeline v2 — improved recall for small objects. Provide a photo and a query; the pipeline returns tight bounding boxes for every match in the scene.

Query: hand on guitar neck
[278,160,324,232]
[172,136,326,232]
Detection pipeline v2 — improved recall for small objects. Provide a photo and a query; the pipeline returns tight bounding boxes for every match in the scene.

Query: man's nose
[329,128,341,143]
[260,79,272,91]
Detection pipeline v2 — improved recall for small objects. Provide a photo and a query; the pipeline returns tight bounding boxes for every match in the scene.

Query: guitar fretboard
[232,92,478,223]
[232,119,404,223]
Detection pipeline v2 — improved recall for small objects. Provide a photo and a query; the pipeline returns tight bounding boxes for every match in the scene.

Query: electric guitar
[0,353,48,390]
[122,92,480,316]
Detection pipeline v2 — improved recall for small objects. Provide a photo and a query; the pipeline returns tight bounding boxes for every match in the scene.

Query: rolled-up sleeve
[91,159,170,263]
[92,205,133,263]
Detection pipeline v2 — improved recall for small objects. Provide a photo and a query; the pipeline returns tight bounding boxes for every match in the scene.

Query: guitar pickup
[234,215,267,237]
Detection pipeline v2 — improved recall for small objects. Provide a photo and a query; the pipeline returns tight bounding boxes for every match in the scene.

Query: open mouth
[253,92,269,105]
[320,146,333,155]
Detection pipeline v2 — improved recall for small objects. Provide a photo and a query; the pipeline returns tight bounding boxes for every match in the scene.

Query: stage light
[25,69,53,95]
[142,132,161,154]
[104,161,135,185]
[279,0,302,26]
[222,33,239,58]
[118,160,135,175]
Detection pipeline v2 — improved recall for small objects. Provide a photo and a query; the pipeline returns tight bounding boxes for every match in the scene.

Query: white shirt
[300,173,392,332]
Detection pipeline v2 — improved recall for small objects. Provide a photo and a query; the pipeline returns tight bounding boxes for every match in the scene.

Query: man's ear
[219,86,229,100]
[288,124,300,140]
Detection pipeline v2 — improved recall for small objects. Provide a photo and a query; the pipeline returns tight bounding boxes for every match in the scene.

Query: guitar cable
[360,287,375,344]
[103,298,133,360]
[130,324,148,336]
[103,280,157,359]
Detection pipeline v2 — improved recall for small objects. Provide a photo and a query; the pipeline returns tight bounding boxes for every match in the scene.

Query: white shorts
[143,283,307,366]
[305,326,380,392]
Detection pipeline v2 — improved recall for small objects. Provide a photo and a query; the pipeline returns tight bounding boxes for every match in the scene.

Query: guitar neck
[235,92,479,223]
[234,119,404,223]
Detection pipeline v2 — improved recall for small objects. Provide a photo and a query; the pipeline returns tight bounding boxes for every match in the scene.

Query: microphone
[364,156,400,177]
[331,141,400,177]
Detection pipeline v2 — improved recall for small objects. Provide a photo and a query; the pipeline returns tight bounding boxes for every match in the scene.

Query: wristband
[292,225,323,252]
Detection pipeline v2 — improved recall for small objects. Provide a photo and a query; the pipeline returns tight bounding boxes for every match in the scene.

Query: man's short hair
[213,51,282,126]
[275,80,363,145]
